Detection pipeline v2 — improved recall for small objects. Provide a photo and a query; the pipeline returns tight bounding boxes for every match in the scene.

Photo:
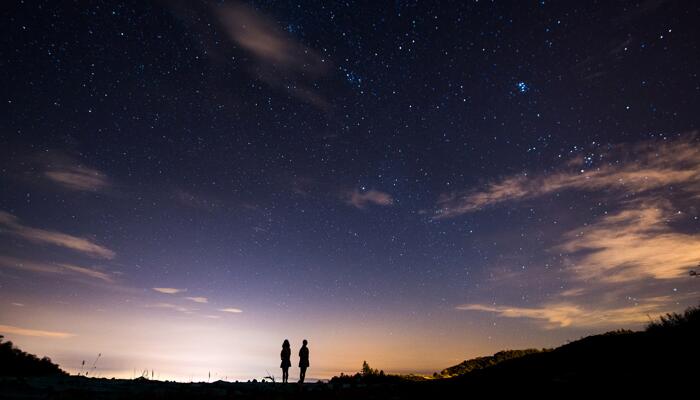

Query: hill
[453,304,700,389]
[439,348,546,377]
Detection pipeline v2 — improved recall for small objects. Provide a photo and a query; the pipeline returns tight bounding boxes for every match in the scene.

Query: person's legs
[282,367,288,383]
[299,367,306,383]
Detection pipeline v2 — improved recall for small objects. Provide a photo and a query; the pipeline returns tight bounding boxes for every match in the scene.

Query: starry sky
[1,0,699,382]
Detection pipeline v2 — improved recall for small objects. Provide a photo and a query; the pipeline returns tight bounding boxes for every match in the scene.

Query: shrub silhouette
[646,304,700,333]
[361,360,380,377]
[330,361,398,384]
[0,335,66,377]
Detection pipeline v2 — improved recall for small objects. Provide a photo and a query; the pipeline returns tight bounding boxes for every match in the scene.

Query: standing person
[280,339,291,383]
[298,339,309,383]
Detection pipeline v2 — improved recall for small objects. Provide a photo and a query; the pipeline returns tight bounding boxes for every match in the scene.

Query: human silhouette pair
[280,339,309,383]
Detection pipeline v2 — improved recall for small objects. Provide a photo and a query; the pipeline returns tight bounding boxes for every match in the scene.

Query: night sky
[1,0,699,381]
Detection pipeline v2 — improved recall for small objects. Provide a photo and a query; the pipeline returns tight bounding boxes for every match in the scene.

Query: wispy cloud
[449,135,700,330]
[219,308,243,313]
[457,296,676,329]
[185,296,208,304]
[558,202,700,283]
[0,211,115,259]
[345,189,394,209]
[435,135,700,218]
[0,324,75,338]
[559,288,586,298]
[11,151,113,193]
[212,1,330,109]
[58,263,114,282]
[153,287,186,294]
[0,256,115,283]
[215,2,322,70]
[45,165,110,192]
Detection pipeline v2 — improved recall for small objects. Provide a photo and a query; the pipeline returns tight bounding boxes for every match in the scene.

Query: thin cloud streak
[153,288,186,294]
[457,297,676,329]
[0,256,115,283]
[219,308,243,313]
[45,165,110,192]
[185,296,208,304]
[0,211,115,259]
[435,135,700,218]
[58,263,114,283]
[0,324,75,339]
[11,151,113,193]
[346,189,394,209]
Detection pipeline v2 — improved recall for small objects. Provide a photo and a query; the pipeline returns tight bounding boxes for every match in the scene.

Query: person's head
[302,339,308,346]
[283,339,290,348]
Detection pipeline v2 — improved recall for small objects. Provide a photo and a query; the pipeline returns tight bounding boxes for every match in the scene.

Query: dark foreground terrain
[1,305,698,399]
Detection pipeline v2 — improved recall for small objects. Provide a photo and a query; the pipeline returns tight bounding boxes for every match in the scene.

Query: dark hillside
[0,335,66,377]
[456,305,700,387]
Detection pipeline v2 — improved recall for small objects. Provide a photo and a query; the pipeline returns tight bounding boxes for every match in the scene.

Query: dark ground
[0,371,690,400]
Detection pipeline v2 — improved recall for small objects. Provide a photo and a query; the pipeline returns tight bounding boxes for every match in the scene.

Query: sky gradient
[1,0,699,381]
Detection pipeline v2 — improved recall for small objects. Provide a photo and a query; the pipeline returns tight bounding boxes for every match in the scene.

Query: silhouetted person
[280,339,291,383]
[298,339,309,383]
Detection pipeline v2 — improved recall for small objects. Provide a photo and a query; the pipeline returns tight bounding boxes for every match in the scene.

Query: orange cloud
[0,324,75,339]
[457,296,676,329]
[346,189,394,209]
[0,211,115,259]
[558,202,700,283]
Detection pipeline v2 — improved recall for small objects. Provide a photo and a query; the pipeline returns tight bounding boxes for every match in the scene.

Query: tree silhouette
[361,361,379,376]
[0,335,66,376]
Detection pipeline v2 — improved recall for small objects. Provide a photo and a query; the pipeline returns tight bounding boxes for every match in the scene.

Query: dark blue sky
[1,0,699,380]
